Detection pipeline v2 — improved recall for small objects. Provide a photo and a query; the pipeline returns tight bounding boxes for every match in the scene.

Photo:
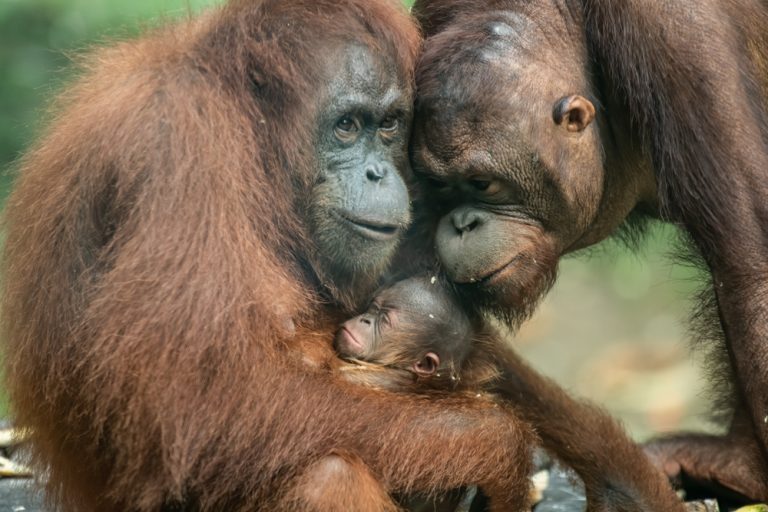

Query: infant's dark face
[335,277,473,376]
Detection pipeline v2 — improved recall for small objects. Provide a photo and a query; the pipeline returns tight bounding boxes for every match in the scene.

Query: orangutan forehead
[417,8,582,108]
[474,12,535,64]
[379,279,460,318]
[321,44,408,110]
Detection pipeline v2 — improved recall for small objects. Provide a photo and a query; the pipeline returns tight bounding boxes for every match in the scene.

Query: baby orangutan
[286,277,534,511]
[292,276,679,510]
[332,276,684,511]
[334,276,500,392]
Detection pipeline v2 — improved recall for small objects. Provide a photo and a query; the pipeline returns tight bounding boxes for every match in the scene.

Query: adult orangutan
[0,1,538,510]
[412,0,768,506]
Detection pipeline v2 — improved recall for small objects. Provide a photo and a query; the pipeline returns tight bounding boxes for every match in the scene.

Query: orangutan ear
[553,95,595,132]
[413,352,440,377]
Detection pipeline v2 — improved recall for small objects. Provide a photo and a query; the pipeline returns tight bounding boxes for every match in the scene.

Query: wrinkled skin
[310,45,413,300]
[412,0,768,506]
[411,9,654,327]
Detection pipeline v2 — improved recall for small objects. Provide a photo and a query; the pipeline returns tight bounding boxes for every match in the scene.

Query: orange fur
[1,1,535,510]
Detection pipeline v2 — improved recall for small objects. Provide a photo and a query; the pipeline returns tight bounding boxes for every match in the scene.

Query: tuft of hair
[671,232,734,426]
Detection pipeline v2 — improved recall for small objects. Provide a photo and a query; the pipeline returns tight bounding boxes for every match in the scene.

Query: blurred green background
[1,0,717,440]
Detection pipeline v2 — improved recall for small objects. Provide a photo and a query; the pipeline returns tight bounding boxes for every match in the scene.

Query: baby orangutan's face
[335,299,440,376]
[334,278,472,377]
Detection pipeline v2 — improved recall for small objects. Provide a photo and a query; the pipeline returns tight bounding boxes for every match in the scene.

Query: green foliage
[0,0,222,183]
[0,0,417,181]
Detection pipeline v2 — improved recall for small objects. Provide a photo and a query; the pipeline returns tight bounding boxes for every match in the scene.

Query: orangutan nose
[450,207,487,235]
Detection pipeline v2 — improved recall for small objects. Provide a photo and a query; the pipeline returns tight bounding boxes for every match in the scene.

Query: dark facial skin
[335,277,472,377]
[310,45,414,295]
[412,13,656,324]
[411,16,683,509]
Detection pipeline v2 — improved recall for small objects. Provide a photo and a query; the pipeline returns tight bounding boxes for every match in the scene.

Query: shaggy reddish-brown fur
[1,1,536,510]
[412,0,768,506]
[331,292,687,511]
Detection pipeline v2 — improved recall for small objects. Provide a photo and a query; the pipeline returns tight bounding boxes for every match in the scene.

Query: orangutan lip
[335,211,399,240]
[465,255,521,286]
[340,327,363,350]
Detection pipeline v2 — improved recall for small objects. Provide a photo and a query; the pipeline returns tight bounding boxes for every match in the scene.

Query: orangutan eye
[468,178,501,195]
[380,116,398,132]
[378,310,391,327]
[469,179,491,191]
[335,116,359,136]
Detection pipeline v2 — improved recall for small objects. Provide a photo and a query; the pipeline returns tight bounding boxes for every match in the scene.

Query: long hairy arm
[489,343,684,512]
[2,26,533,512]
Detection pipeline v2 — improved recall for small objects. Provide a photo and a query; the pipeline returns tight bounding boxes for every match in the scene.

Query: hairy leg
[277,452,401,512]
[274,401,535,512]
